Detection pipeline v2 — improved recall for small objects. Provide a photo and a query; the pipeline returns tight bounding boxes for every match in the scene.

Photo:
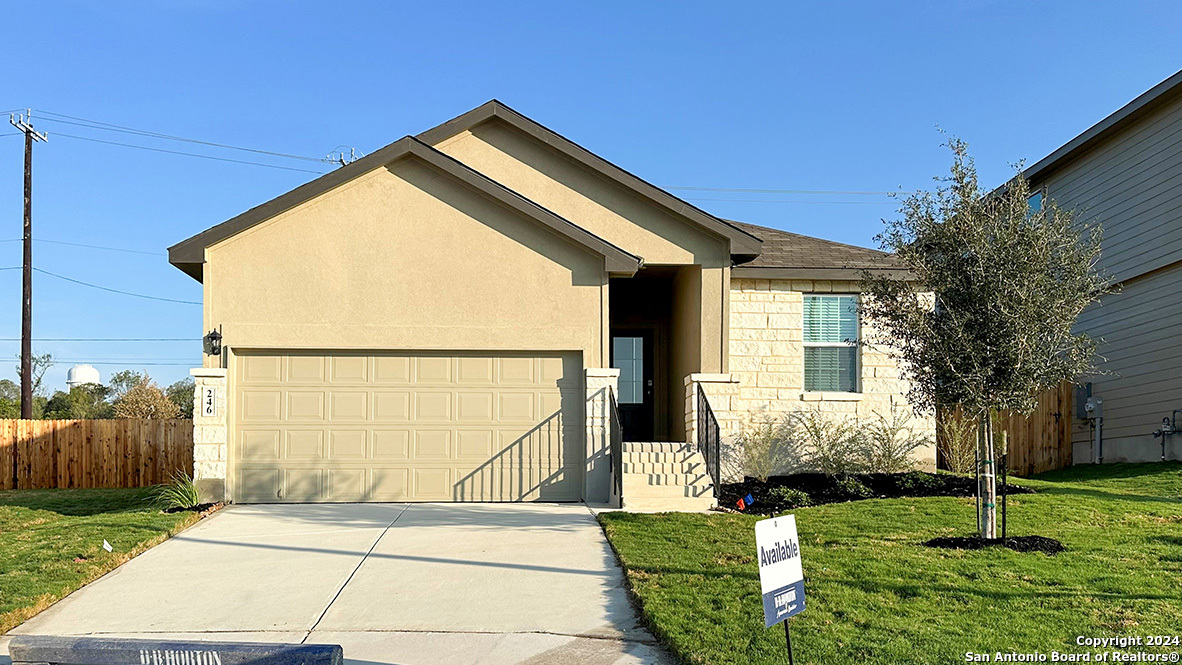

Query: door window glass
[612,336,644,404]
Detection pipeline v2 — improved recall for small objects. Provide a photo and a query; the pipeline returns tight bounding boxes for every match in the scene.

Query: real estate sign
[755,514,806,628]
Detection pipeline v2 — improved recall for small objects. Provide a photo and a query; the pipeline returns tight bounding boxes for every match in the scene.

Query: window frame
[801,293,861,394]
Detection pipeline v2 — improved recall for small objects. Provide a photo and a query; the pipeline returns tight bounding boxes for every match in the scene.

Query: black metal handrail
[608,387,623,503]
[696,383,721,496]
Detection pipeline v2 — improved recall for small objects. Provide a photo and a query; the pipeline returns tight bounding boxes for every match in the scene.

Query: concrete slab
[3,503,671,665]
[316,504,645,640]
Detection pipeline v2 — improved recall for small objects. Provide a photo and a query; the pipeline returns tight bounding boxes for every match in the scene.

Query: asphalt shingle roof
[727,220,905,271]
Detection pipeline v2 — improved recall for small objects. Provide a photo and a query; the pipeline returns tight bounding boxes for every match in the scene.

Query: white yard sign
[200,386,218,417]
[755,514,806,628]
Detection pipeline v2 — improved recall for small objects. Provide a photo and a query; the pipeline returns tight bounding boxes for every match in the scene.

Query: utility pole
[9,110,47,421]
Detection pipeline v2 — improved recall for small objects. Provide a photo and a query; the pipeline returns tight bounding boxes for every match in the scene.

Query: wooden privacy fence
[0,419,193,490]
[937,381,1074,477]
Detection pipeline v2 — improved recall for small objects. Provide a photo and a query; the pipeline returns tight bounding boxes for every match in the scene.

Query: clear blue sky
[2,1,1180,392]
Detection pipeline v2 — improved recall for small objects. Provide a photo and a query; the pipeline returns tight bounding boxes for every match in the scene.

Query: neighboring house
[169,101,932,509]
[1021,68,1182,465]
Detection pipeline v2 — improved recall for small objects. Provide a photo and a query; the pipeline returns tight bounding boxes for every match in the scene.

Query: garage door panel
[287,392,325,420]
[372,430,411,458]
[233,351,581,502]
[329,391,368,420]
[329,430,368,459]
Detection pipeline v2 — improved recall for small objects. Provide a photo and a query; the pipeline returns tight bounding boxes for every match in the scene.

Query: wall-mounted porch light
[204,329,223,356]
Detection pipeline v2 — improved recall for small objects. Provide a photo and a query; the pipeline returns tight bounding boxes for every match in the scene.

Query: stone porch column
[685,373,741,480]
[190,367,228,503]
[585,368,620,507]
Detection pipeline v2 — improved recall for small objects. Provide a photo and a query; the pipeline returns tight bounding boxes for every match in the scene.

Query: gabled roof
[1025,67,1182,184]
[168,137,642,282]
[416,100,764,259]
[727,220,910,280]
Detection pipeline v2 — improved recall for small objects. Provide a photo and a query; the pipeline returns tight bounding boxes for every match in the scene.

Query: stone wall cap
[190,367,228,378]
[585,368,621,378]
[686,373,738,384]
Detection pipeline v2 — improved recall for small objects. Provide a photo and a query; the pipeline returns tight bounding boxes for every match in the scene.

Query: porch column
[685,373,741,477]
[585,368,620,506]
[190,367,228,503]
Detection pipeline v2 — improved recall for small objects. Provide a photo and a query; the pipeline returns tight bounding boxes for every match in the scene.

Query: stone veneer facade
[706,277,936,474]
[190,367,228,503]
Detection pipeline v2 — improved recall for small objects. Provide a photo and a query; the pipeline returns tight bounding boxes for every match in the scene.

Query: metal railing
[608,387,623,503]
[696,383,721,496]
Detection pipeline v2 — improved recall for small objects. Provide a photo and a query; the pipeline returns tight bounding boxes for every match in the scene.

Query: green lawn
[600,463,1182,665]
[0,488,199,633]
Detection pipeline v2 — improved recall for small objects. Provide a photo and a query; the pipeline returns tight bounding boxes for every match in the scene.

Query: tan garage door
[232,351,582,503]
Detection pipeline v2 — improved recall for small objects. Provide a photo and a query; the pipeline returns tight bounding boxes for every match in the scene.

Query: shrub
[937,410,977,474]
[894,470,940,494]
[833,476,873,499]
[766,486,811,510]
[790,410,867,476]
[731,413,798,482]
[864,404,932,474]
[150,470,202,511]
[114,379,182,419]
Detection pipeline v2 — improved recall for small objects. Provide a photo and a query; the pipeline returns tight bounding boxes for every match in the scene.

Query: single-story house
[1020,68,1182,464]
[169,101,933,509]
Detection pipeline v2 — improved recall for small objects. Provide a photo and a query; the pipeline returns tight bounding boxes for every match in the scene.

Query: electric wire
[0,238,165,256]
[666,185,896,196]
[35,111,331,163]
[53,132,329,174]
[31,267,200,305]
[0,338,198,342]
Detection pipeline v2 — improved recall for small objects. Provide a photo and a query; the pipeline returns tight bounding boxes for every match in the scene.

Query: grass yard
[0,488,200,633]
[600,463,1182,665]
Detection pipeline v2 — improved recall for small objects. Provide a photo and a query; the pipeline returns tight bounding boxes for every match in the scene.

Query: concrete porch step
[621,495,717,512]
[623,442,697,454]
[622,451,701,464]
[622,472,712,487]
[619,482,715,498]
[622,461,704,474]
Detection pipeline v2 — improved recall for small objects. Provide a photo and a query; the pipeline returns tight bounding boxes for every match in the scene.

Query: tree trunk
[977,410,997,539]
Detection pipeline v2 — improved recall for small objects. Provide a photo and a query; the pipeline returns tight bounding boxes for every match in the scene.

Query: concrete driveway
[2,503,672,665]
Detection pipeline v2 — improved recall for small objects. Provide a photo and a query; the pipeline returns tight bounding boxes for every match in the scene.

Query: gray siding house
[1025,68,1182,464]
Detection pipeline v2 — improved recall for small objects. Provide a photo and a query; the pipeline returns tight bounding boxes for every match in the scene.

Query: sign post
[756,514,806,664]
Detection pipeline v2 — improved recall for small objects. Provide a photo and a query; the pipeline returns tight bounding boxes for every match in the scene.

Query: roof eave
[731,266,916,281]
[1024,68,1182,184]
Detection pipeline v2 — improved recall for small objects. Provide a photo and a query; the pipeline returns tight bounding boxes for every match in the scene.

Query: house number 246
[201,387,218,417]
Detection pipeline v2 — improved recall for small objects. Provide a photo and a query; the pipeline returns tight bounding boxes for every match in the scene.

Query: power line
[0,132,20,138]
[53,132,330,174]
[49,361,197,367]
[667,185,896,196]
[32,267,201,305]
[0,237,165,256]
[35,110,332,164]
[0,337,196,342]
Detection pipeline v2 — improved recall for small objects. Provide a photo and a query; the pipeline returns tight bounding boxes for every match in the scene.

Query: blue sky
[2,1,1180,392]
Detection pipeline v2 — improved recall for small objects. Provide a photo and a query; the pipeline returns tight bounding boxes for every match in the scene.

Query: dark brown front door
[612,331,654,441]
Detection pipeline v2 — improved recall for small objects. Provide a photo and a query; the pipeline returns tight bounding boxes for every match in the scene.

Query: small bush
[833,476,873,499]
[937,410,977,474]
[864,405,932,474]
[731,413,808,482]
[791,410,866,476]
[766,486,811,510]
[895,470,940,494]
[150,470,201,511]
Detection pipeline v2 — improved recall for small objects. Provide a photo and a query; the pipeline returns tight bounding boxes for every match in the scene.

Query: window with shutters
[802,294,859,393]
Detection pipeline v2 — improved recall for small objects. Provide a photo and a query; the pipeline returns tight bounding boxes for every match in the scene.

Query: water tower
[66,364,101,390]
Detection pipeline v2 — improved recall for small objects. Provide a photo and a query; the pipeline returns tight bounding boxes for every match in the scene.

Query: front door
[611,332,654,441]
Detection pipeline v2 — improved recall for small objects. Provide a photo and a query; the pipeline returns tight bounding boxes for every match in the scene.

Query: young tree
[114,379,182,419]
[43,384,115,419]
[861,139,1108,539]
[165,377,196,419]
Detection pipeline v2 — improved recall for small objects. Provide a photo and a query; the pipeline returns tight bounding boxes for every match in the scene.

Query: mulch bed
[720,471,1035,515]
[923,535,1066,555]
[164,502,224,518]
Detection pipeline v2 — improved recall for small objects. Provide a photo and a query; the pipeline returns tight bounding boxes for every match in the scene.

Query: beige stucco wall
[725,277,936,471]
[433,120,728,373]
[202,155,609,364]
